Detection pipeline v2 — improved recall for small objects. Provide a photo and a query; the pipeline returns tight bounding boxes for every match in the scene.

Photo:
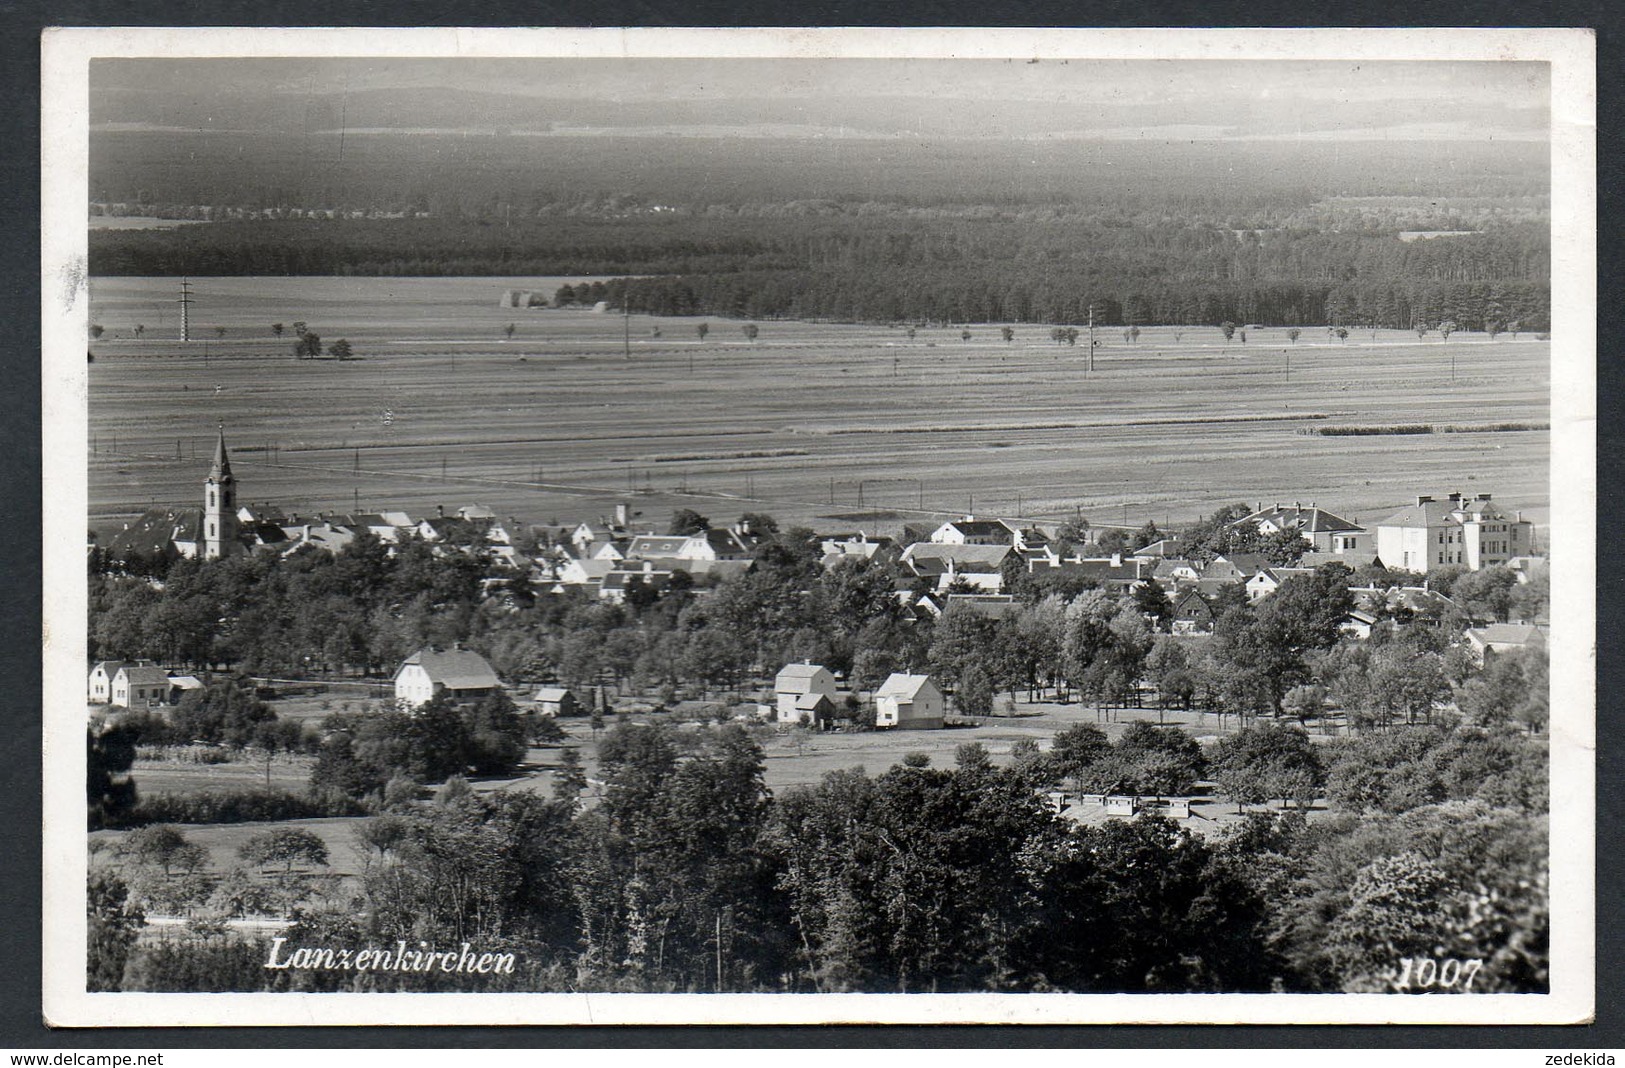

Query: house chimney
[437,504,445,518]
[1416,495,1433,505]
[615,503,629,527]
[1448,492,1462,504]
[1478,493,1492,501]
[1111,552,1122,567]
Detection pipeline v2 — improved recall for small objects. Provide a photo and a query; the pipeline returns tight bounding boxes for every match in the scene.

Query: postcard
[41,26,1595,1026]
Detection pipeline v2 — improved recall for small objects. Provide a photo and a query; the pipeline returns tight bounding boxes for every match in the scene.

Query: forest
[88,209,1549,331]
[91,714,1547,995]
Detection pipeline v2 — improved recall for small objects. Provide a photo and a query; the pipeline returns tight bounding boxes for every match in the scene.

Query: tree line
[89,212,1548,331]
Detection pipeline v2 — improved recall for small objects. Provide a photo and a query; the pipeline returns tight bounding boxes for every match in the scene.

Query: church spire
[209,422,233,482]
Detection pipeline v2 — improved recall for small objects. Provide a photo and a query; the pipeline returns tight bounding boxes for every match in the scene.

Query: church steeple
[209,424,233,483]
[203,422,238,560]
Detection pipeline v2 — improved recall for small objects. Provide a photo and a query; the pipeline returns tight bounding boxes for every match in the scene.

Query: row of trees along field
[90,714,1548,994]
[88,213,1549,330]
[90,508,1548,737]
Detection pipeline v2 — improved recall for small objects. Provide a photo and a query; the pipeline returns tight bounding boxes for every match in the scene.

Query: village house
[1170,590,1217,634]
[1340,608,1381,640]
[773,663,839,724]
[1032,554,1152,592]
[1245,566,1315,602]
[111,664,172,709]
[929,517,1019,546]
[394,646,502,708]
[901,542,1013,592]
[874,673,946,730]
[88,659,142,703]
[1133,535,1187,560]
[1202,553,1273,583]
[1233,503,1370,554]
[818,532,893,564]
[533,686,581,718]
[1375,492,1533,573]
[1464,623,1549,662]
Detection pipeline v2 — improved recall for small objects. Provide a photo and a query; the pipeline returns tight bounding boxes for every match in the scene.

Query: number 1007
[1393,957,1484,992]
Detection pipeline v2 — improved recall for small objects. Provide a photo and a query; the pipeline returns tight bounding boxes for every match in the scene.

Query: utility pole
[623,287,631,361]
[177,278,193,342]
[1087,303,1096,376]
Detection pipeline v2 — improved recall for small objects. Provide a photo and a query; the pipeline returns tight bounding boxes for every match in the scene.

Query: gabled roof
[902,543,1013,574]
[1210,553,1272,578]
[875,673,936,700]
[1134,537,1186,558]
[1051,557,1150,581]
[1466,623,1548,648]
[534,686,574,702]
[1236,504,1362,534]
[90,660,130,677]
[794,692,834,711]
[940,518,1017,539]
[627,535,692,558]
[1299,550,1379,570]
[1377,499,1458,528]
[776,663,832,693]
[106,508,202,557]
[115,665,171,687]
[397,646,500,690]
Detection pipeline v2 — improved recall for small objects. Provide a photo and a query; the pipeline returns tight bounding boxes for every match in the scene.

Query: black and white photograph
[40,27,1595,1027]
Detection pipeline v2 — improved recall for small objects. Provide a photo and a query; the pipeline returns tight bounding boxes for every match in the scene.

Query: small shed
[873,673,945,730]
[534,686,580,718]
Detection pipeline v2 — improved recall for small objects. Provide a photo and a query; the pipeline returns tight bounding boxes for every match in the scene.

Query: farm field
[87,276,1551,540]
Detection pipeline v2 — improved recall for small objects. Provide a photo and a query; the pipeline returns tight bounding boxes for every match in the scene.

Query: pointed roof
[208,425,233,482]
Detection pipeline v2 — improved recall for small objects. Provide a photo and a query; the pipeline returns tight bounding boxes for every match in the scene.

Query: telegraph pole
[177,278,193,342]
[1087,302,1096,375]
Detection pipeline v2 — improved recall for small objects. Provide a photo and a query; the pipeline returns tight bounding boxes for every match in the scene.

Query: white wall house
[394,646,501,708]
[874,673,945,730]
[930,517,1018,546]
[88,660,130,703]
[111,665,171,709]
[774,663,838,723]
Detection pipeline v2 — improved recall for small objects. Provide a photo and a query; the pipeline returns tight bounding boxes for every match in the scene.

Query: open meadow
[87,276,1551,539]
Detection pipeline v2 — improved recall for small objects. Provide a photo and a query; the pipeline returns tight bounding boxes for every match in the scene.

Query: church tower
[203,424,238,560]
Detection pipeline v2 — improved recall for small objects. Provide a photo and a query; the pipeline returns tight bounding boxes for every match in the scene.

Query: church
[103,426,286,562]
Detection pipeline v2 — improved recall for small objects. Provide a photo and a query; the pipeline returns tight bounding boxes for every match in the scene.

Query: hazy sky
[93,57,1549,142]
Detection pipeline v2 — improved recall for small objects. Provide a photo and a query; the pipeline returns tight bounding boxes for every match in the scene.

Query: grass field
[87,276,1550,540]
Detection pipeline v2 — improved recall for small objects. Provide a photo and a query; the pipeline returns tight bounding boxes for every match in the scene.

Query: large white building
[1375,492,1533,574]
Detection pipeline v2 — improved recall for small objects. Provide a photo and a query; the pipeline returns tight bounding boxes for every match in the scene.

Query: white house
[111,665,172,709]
[1375,492,1533,574]
[774,663,838,723]
[874,673,945,730]
[929,517,1019,546]
[394,646,501,708]
[88,660,131,703]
